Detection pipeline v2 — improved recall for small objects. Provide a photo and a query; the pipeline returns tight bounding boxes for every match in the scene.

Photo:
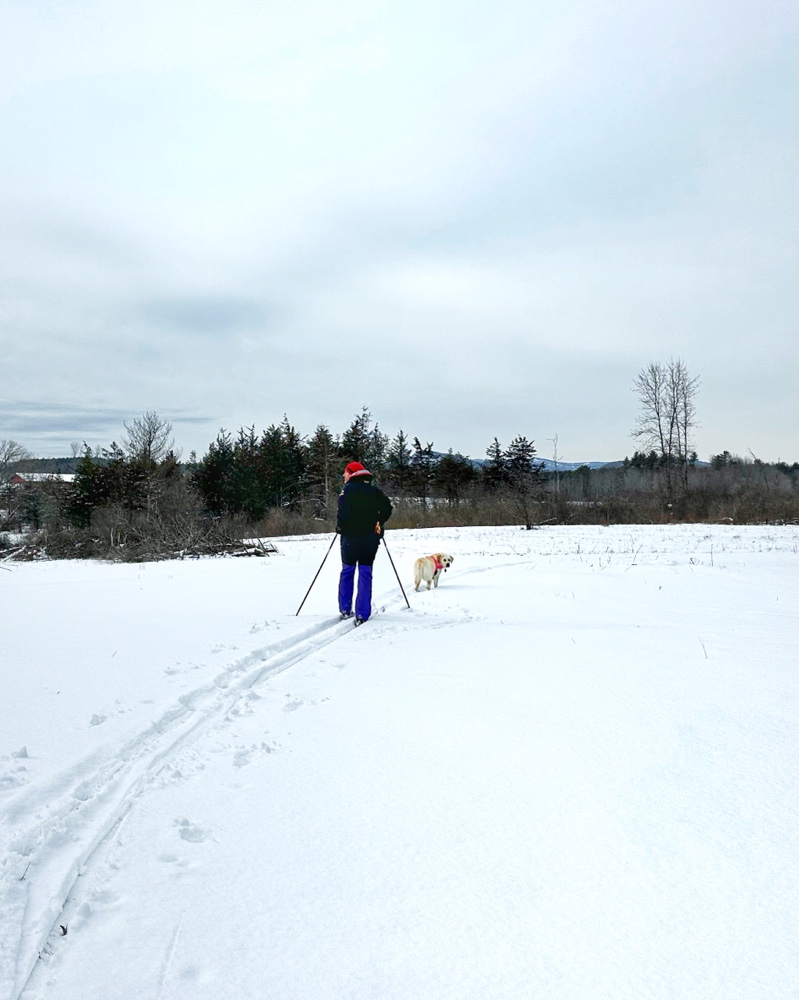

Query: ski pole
[380,534,411,609]
[295,534,338,616]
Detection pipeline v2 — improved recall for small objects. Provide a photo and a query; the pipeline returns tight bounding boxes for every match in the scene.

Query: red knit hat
[344,461,371,477]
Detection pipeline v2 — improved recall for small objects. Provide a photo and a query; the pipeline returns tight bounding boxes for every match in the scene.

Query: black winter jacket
[337,478,393,537]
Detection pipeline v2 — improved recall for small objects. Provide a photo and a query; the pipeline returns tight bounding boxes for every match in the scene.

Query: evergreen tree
[192,430,236,516]
[281,417,308,504]
[710,450,736,470]
[305,424,339,514]
[68,447,102,527]
[99,441,142,509]
[504,435,539,483]
[365,423,389,474]
[232,426,267,519]
[626,449,661,471]
[483,437,507,491]
[410,438,437,509]
[66,435,176,527]
[341,407,372,464]
[433,451,475,505]
[503,435,544,527]
[385,429,413,495]
[264,416,306,508]
[193,420,307,520]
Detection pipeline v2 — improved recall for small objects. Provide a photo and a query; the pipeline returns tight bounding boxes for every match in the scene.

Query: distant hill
[454,454,619,472]
[535,459,621,472]
[11,456,80,474]
[18,455,626,477]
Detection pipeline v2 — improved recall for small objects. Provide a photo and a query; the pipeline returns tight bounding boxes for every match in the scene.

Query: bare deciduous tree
[669,359,700,486]
[631,359,700,492]
[0,440,33,531]
[122,412,175,467]
[0,439,32,482]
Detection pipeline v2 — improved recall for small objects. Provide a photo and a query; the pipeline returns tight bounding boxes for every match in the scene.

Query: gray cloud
[139,296,270,335]
[1,0,797,462]
[0,403,214,455]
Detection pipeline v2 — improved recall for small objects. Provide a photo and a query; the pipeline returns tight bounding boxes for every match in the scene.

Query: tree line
[190,411,543,522]
[0,409,548,560]
[2,360,798,561]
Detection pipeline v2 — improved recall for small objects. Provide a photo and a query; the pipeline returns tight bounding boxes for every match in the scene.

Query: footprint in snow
[0,768,28,791]
[89,714,107,727]
[73,781,93,801]
[233,743,275,768]
[174,818,210,843]
[78,888,121,921]
[160,765,186,785]
[284,694,329,712]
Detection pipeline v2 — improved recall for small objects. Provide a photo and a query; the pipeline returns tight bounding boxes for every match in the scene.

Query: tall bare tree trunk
[632,359,700,496]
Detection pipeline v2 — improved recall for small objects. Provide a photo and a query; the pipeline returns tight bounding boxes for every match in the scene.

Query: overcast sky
[2,0,797,464]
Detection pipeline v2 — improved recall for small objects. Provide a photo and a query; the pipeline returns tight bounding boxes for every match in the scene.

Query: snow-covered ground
[2,524,798,1000]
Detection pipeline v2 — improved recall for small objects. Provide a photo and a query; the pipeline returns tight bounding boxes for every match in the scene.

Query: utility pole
[548,434,561,496]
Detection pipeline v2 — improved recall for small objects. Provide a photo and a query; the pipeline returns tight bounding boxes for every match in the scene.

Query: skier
[337,461,393,624]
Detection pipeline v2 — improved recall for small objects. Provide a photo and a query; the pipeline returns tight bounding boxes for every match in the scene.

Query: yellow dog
[413,553,454,591]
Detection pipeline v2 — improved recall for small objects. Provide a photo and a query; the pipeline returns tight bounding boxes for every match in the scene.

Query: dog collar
[433,557,444,570]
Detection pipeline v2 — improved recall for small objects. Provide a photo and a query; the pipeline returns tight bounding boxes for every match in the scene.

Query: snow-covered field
[2,524,798,1000]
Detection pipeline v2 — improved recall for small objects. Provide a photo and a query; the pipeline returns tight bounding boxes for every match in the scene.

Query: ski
[351,605,386,627]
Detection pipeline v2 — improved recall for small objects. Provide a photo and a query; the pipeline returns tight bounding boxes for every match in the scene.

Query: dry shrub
[35,508,259,562]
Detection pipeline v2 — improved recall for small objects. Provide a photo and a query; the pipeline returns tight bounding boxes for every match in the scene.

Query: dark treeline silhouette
[553,451,799,526]
[1,408,798,562]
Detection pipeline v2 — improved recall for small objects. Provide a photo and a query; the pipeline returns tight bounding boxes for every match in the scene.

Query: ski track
[5,551,507,1000]
[155,916,183,1000]
[5,599,415,1000]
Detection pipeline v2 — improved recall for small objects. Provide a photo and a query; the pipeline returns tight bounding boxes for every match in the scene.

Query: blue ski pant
[338,533,381,620]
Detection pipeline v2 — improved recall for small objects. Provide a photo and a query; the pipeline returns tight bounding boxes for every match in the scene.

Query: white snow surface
[2,524,798,1000]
